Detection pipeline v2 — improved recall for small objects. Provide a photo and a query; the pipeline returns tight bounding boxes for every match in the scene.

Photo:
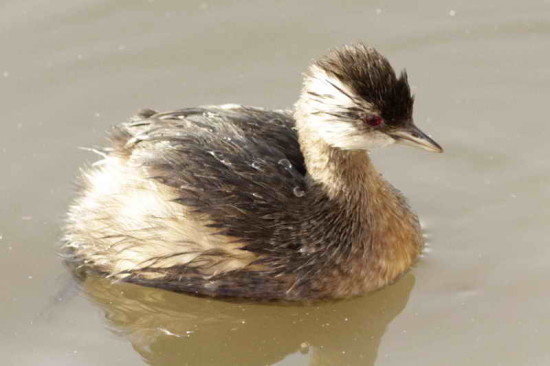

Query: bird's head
[296,44,442,153]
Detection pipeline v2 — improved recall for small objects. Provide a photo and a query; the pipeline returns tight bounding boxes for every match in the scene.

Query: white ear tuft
[297,67,395,151]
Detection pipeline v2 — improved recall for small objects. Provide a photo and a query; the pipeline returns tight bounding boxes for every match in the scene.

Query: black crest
[314,44,413,125]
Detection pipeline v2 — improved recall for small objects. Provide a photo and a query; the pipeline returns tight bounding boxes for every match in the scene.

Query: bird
[63,44,443,302]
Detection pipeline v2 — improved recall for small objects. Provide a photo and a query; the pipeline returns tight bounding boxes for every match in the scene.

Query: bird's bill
[389,125,443,153]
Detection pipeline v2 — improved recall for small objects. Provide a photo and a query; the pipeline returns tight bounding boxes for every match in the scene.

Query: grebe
[64,44,442,301]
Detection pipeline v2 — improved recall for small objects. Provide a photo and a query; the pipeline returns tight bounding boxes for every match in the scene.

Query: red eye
[366,115,383,127]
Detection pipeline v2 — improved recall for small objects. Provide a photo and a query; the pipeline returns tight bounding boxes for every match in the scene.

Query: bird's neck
[296,121,383,199]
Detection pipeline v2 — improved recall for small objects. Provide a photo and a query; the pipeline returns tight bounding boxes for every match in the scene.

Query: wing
[111,105,308,253]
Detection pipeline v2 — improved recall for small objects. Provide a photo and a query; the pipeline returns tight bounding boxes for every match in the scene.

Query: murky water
[2,1,549,365]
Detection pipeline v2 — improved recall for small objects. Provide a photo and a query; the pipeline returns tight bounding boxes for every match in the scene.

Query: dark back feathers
[112,106,312,256]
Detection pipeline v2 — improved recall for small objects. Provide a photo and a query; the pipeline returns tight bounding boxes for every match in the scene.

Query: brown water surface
[1,1,549,365]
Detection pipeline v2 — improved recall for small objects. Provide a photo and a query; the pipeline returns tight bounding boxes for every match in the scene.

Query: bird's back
[65,105,315,299]
[118,105,307,215]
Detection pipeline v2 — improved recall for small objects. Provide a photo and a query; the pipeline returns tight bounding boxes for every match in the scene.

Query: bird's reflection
[79,274,415,366]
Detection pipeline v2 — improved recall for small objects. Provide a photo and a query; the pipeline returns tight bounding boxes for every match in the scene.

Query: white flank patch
[66,154,257,277]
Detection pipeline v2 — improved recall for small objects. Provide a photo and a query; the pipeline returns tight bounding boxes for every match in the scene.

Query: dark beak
[388,124,443,153]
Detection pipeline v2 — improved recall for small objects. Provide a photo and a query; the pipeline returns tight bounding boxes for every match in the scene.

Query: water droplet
[251,161,262,170]
[209,151,232,166]
[375,8,382,15]
[299,246,315,255]
[300,342,310,354]
[293,186,305,197]
[278,159,292,170]
[278,158,304,181]
[449,10,456,16]
[2,71,9,77]
[252,192,263,199]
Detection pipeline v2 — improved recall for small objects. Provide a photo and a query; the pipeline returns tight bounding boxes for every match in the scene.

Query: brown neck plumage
[297,122,384,200]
